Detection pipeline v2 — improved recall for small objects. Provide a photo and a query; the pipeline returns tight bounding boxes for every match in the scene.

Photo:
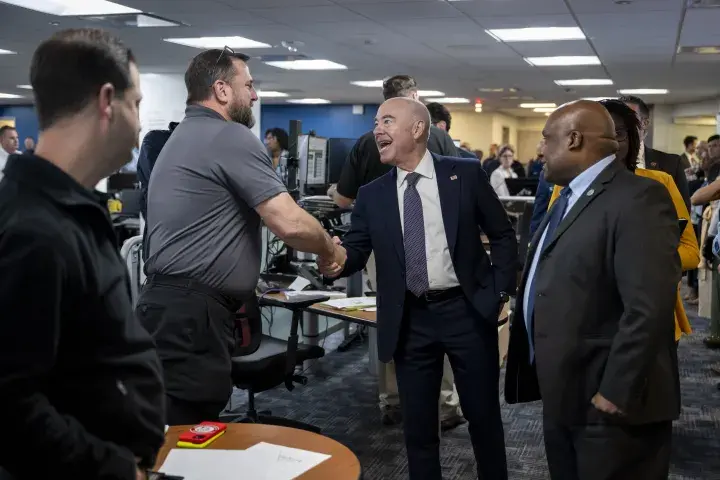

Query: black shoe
[381,408,403,426]
[440,415,467,431]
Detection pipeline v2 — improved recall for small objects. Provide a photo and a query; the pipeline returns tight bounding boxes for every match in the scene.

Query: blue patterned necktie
[525,186,573,361]
[404,172,429,297]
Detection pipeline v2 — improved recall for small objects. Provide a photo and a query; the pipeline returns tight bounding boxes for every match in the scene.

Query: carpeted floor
[227,303,720,479]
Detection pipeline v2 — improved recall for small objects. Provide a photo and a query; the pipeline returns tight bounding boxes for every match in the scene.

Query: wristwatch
[499,291,511,303]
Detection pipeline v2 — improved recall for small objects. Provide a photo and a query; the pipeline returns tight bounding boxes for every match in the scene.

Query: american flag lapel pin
[650,161,658,168]
[450,175,458,180]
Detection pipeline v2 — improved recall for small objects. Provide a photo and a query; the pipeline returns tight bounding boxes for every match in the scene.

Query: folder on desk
[322,297,376,311]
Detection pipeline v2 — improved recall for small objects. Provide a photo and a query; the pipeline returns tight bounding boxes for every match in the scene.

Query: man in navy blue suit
[319,98,517,480]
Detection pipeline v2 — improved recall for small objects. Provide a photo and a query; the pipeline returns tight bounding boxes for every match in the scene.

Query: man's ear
[413,120,425,140]
[212,81,229,104]
[568,130,583,150]
[98,83,115,122]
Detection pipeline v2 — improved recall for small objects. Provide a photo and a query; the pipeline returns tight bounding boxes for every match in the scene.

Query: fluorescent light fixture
[582,97,618,101]
[0,93,23,99]
[258,91,289,98]
[478,88,505,92]
[418,90,445,97]
[16,84,32,89]
[486,27,585,43]
[164,36,270,49]
[617,88,668,95]
[1,0,140,16]
[519,103,557,108]
[351,80,384,88]
[0,48,16,54]
[423,97,470,104]
[554,79,613,86]
[525,56,601,66]
[533,107,556,113]
[545,112,551,116]
[266,59,347,70]
[287,98,330,104]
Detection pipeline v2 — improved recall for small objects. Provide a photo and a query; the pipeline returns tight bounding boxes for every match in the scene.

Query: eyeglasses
[208,46,235,87]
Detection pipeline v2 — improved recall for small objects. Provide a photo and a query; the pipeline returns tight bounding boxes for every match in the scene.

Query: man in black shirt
[330,76,465,430]
[0,29,164,480]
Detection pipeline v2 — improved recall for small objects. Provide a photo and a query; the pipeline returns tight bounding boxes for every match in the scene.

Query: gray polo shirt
[144,105,286,297]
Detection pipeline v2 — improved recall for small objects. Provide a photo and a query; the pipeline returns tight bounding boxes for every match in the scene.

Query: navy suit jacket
[339,153,518,362]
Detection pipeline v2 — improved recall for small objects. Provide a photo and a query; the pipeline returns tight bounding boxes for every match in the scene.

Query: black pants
[687,223,702,292]
[135,275,242,426]
[394,292,507,480]
[543,418,672,480]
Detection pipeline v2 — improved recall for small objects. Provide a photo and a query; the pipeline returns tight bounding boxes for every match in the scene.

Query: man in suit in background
[620,95,690,208]
[505,100,681,480]
[320,97,517,480]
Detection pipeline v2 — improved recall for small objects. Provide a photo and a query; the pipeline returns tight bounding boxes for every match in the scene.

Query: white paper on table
[287,276,311,291]
[362,307,377,312]
[283,290,346,300]
[160,449,261,480]
[243,442,331,480]
[322,296,376,310]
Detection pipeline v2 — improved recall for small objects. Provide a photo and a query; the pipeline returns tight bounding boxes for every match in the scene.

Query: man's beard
[229,103,255,129]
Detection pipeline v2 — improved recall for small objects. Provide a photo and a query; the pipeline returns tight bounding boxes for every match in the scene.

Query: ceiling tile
[247,5,366,23]
[579,11,679,50]
[343,1,464,21]
[455,0,570,17]
[568,0,681,14]
[679,9,720,46]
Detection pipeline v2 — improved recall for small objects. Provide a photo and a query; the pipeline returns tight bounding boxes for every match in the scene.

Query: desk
[156,424,362,479]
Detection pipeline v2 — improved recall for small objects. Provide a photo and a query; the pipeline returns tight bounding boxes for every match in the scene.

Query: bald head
[542,100,619,186]
[374,97,431,168]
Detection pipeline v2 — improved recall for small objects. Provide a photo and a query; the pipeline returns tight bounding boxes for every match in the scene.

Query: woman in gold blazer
[548,99,699,342]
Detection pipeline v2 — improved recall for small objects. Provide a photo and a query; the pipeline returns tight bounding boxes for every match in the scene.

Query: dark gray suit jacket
[505,160,682,426]
[645,146,689,210]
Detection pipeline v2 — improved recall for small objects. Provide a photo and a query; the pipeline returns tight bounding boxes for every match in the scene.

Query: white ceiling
[0,0,719,117]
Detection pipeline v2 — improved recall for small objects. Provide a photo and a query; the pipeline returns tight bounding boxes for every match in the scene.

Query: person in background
[0,28,164,480]
[506,100,681,480]
[548,99,699,344]
[0,126,20,179]
[473,149,484,161]
[620,94,690,209]
[681,135,699,180]
[489,144,518,197]
[140,48,344,425]
[23,136,35,154]
[330,76,465,430]
[137,122,179,221]
[703,135,720,182]
[482,143,499,174]
[425,102,476,159]
[322,97,516,480]
[526,142,545,177]
[264,127,289,180]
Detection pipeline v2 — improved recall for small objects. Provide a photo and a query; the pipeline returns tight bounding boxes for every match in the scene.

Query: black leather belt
[409,285,464,303]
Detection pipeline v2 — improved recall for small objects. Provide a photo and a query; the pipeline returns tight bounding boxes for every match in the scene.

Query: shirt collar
[568,154,615,197]
[396,150,434,186]
[184,104,226,121]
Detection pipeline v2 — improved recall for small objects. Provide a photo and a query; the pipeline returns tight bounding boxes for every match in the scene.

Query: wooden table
[305,302,377,328]
[156,424,362,479]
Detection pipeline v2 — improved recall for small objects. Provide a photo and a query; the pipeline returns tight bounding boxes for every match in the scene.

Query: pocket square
[450,175,457,180]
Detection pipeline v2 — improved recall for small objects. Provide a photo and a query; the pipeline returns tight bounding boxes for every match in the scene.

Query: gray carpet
[227,303,720,479]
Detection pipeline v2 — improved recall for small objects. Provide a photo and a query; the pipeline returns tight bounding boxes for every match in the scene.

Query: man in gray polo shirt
[138,48,345,425]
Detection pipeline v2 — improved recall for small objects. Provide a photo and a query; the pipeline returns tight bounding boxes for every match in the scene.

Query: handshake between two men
[318,236,347,278]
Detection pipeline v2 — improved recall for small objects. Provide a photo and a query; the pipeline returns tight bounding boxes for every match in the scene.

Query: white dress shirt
[636,141,646,169]
[489,167,517,197]
[522,154,615,341]
[396,150,459,290]
[0,148,16,181]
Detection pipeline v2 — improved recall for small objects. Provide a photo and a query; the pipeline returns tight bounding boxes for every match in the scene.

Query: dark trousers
[543,418,672,480]
[393,293,507,480]
[687,223,702,292]
[165,394,227,426]
[135,275,242,426]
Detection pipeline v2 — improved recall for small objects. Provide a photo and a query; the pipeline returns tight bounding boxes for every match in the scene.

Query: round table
[156,424,362,479]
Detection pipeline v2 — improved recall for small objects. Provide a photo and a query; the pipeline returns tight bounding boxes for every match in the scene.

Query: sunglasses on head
[208,46,235,87]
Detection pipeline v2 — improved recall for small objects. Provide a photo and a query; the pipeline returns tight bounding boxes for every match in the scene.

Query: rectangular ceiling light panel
[1,0,140,16]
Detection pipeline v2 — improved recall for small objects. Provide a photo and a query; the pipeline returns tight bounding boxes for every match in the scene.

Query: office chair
[222,294,328,433]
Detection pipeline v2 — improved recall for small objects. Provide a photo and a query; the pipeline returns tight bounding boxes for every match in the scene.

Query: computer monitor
[107,172,138,192]
[505,177,539,196]
[327,138,356,184]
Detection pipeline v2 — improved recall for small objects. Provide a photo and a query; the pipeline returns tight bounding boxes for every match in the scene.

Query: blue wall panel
[0,104,39,143]
[260,104,379,139]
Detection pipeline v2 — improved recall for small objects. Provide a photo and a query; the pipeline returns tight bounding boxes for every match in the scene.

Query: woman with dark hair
[548,99,699,344]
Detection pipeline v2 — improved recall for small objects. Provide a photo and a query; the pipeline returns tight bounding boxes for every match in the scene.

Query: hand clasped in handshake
[318,236,347,278]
